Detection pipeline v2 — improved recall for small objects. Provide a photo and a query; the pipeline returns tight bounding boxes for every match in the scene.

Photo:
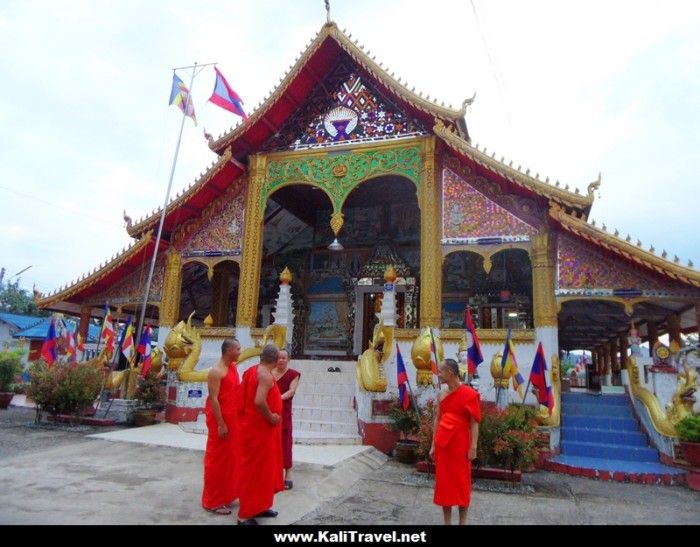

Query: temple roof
[433,120,597,214]
[36,231,165,308]
[549,203,700,288]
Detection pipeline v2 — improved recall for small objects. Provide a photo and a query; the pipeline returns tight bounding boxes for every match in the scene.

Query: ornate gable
[441,165,540,244]
[557,234,700,298]
[263,59,427,151]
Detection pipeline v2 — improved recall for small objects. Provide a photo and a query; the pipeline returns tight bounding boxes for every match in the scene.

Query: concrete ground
[0,407,698,525]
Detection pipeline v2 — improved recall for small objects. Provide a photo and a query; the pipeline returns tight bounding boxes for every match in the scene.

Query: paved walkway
[0,408,698,525]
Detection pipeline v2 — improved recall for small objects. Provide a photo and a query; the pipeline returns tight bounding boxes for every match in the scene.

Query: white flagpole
[135,61,216,345]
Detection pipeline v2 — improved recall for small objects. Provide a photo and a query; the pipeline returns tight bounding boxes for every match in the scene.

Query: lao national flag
[209,67,248,119]
[529,342,553,414]
[396,344,411,410]
[137,325,153,378]
[41,319,57,365]
[465,307,483,375]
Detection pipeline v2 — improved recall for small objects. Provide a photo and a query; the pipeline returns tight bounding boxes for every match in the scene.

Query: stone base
[100,398,140,424]
[165,372,206,424]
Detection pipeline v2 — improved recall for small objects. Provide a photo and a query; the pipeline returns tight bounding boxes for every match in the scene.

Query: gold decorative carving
[489,351,514,389]
[419,137,442,326]
[332,163,348,177]
[159,250,182,328]
[626,356,678,437]
[555,295,649,317]
[384,265,397,283]
[280,267,293,285]
[236,154,267,327]
[238,323,288,363]
[165,312,206,382]
[330,211,344,237]
[531,230,558,328]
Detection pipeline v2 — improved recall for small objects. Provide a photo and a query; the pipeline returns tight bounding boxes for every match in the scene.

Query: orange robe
[237,365,284,519]
[201,364,240,510]
[433,384,481,508]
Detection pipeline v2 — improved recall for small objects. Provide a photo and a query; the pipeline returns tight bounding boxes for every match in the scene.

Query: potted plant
[676,414,700,467]
[387,402,420,463]
[133,371,166,426]
[0,350,22,409]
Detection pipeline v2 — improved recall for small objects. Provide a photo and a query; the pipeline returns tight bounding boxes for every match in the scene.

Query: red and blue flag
[396,344,410,410]
[209,67,248,119]
[41,319,57,365]
[529,342,553,414]
[137,325,153,378]
[465,307,483,375]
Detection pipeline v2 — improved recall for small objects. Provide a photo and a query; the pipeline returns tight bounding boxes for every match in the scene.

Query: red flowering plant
[416,399,436,461]
[476,403,538,474]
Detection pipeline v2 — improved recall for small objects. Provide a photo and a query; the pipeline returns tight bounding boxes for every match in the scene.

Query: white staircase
[290,359,361,445]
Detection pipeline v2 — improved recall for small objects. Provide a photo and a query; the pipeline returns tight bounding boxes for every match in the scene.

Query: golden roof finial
[204,314,214,327]
[384,265,397,283]
[280,267,293,285]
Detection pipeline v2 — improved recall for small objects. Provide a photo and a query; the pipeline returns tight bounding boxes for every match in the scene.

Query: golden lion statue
[356,319,393,392]
[410,327,443,386]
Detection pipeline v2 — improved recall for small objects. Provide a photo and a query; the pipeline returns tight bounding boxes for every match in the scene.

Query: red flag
[396,344,411,410]
[529,342,553,414]
[465,307,483,375]
[429,328,439,377]
[40,320,57,365]
[100,305,115,352]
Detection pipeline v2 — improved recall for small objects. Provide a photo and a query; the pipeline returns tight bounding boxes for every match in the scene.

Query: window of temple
[179,260,239,327]
[179,262,212,326]
[441,249,533,330]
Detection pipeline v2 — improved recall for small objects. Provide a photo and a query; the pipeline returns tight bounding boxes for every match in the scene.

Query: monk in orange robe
[202,338,242,515]
[430,358,481,525]
[237,344,284,525]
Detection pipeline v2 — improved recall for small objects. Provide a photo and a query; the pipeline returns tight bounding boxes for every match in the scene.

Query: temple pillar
[211,266,230,327]
[619,332,628,368]
[79,306,91,342]
[237,154,267,329]
[602,342,612,386]
[530,230,559,397]
[667,313,682,353]
[609,338,619,385]
[159,250,182,328]
[418,137,441,327]
[647,321,658,356]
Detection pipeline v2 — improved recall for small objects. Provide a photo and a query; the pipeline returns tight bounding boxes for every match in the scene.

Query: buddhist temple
[36,21,700,472]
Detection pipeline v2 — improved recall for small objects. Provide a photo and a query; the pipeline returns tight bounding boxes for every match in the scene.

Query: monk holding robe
[237,344,284,525]
[202,338,241,515]
[430,358,481,525]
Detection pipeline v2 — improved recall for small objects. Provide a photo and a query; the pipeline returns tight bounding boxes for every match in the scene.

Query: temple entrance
[257,175,420,358]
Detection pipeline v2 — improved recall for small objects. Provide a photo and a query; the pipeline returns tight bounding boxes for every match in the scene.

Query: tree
[0,267,48,316]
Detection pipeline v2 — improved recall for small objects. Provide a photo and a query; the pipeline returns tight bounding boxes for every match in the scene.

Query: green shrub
[27,361,102,421]
[676,414,700,443]
[386,402,420,439]
[0,350,22,392]
[134,371,166,408]
[476,403,539,473]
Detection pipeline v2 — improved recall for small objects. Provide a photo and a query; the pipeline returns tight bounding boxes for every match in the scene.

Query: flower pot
[133,409,158,427]
[394,439,419,464]
[0,392,14,409]
[680,441,700,468]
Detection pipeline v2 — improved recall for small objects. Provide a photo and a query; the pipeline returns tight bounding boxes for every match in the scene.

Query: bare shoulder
[208,363,224,381]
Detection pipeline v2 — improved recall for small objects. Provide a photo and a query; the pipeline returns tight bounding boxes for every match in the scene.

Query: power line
[0,185,121,226]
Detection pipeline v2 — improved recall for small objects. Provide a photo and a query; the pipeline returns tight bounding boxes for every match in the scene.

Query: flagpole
[135,61,216,344]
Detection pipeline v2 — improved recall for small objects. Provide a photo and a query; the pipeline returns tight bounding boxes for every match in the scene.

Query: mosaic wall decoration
[557,234,697,295]
[175,181,247,255]
[263,58,427,151]
[87,254,165,306]
[442,168,538,240]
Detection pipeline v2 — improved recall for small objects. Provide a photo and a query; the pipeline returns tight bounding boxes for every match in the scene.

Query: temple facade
[37,22,700,450]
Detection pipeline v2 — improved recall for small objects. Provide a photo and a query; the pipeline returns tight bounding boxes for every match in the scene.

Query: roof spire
[325,0,331,23]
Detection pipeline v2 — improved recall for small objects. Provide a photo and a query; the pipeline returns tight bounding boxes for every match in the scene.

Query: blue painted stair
[548,392,685,480]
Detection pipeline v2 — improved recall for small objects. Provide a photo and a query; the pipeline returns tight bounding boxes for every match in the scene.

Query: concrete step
[293,393,354,408]
[293,430,362,445]
[294,405,357,424]
[560,427,648,447]
[561,414,639,432]
[293,418,358,435]
[561,440,659,463]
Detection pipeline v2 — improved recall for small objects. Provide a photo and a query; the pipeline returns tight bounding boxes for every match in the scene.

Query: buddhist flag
[530,342,553,414]
[396,344,411,411]
[100,305,115,353]
[65,323,77,362]
[209,67,248,119]
[120,319,135,361]
[76,333,85,353]
[40,319,57,365]
[169,73,197,125]
[137,325,153,378]
[465,307,483,375]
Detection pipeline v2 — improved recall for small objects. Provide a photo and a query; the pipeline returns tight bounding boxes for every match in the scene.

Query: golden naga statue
[85,346,164,399]
[356,319,393,392]
[666,361,697,425]
[238,323,288,364]
[164,312,204,382]
[626,356,677,437]
[410,327,443,386]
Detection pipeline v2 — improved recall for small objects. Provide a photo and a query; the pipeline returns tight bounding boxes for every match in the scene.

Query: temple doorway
[257,175,420,358]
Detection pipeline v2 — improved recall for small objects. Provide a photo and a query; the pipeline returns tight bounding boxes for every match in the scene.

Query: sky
[1,0,699,296]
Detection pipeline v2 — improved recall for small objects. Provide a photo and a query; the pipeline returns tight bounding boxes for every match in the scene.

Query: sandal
[205,506,232,515]
[284,480,293,490]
